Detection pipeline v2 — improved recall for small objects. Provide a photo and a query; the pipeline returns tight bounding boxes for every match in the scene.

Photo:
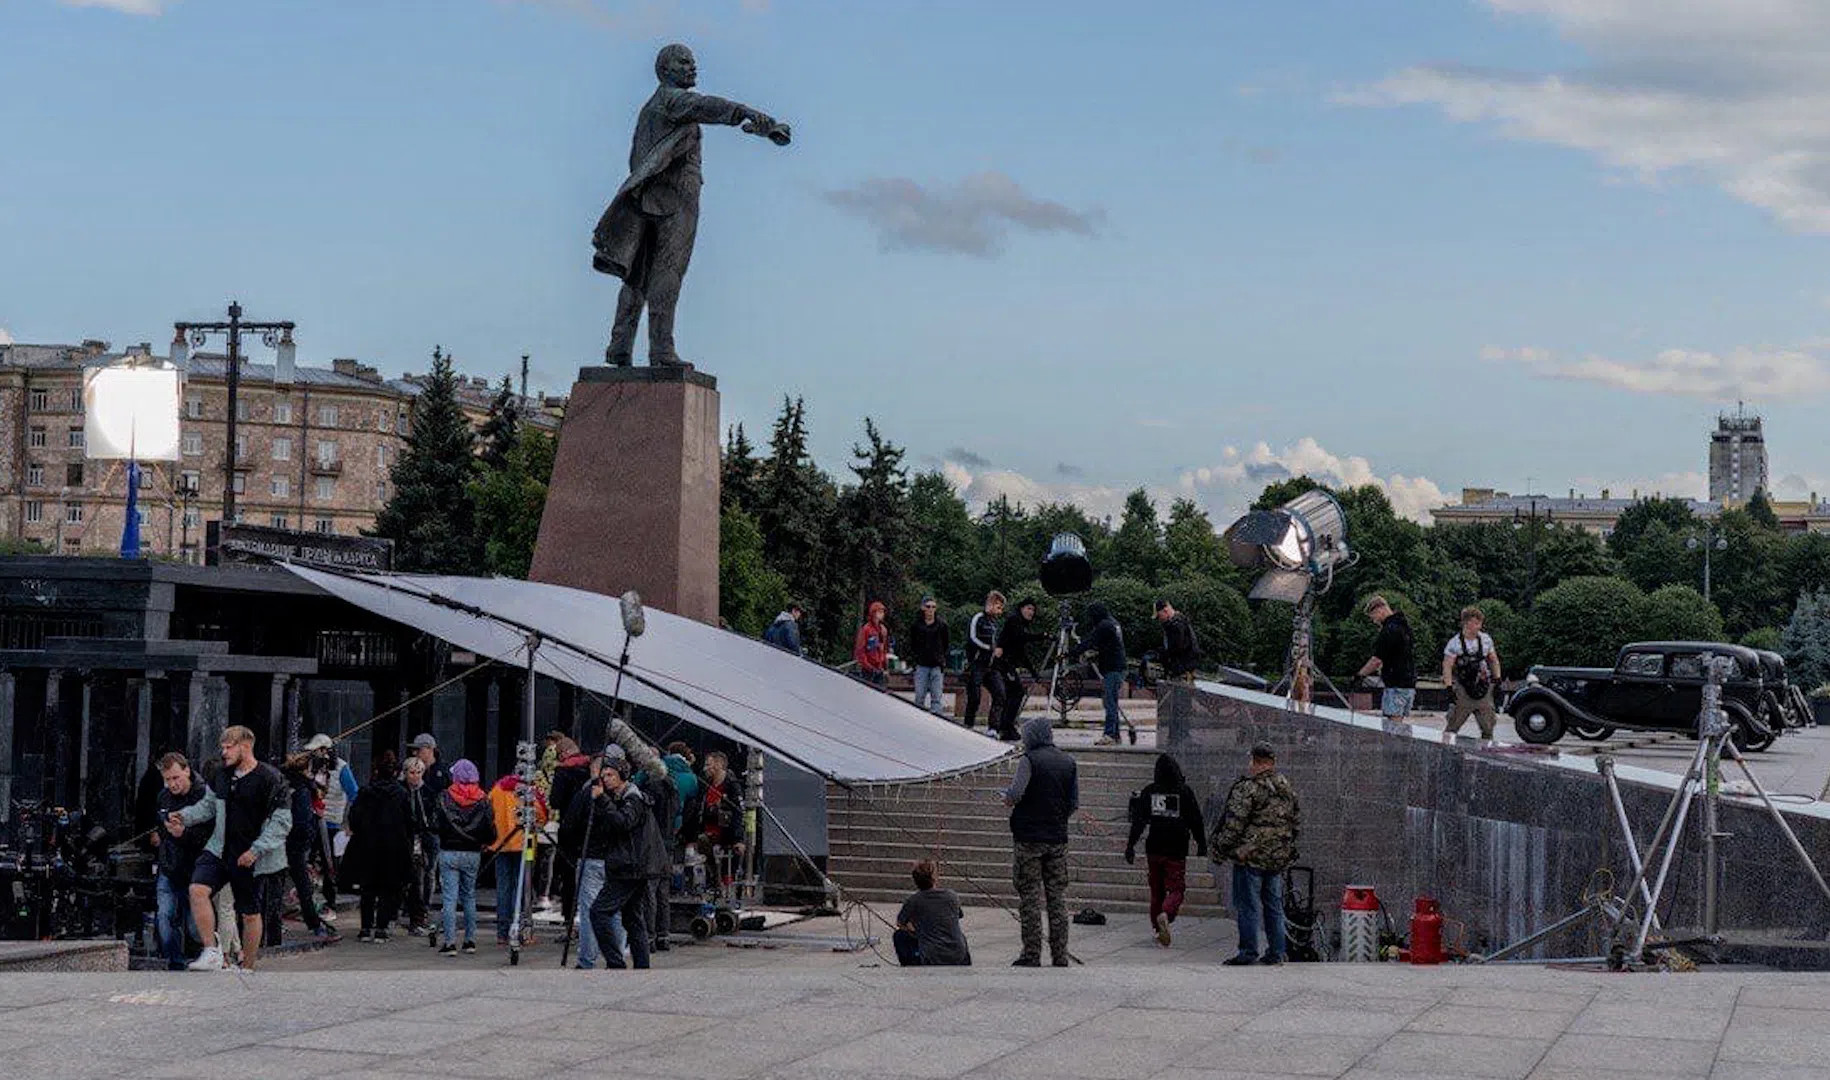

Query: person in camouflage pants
[1004,717,1078,966]
[1211,742,1301,966]
[1013,841,1070,963]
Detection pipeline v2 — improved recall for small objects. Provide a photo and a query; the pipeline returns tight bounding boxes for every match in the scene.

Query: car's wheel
[1512,701,1566,744]
[1571,719,1615,741]
[1729,703,1775,754]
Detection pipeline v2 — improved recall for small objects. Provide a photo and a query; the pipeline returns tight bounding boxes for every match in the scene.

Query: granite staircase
[825,745,1227,918]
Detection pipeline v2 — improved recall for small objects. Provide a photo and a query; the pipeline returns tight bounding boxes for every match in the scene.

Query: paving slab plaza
[11,912,1830,1080]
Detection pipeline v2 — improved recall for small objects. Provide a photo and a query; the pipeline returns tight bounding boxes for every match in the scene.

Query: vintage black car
[1753,649,1813,731]
[1505,641,1776,751]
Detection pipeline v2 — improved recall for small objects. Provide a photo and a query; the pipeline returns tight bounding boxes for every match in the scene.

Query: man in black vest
[1002,716,1078,966]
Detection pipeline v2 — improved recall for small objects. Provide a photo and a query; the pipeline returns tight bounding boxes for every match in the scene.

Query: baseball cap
[303,734,333,751]
[409,733,437,750]
[1250,742,1275,760]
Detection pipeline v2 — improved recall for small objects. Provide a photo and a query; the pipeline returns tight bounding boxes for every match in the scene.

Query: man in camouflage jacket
[1211,742,1301,965]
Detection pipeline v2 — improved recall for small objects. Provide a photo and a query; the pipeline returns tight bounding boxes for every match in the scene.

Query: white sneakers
[1154,912,1172,947]
[187,947,225,971]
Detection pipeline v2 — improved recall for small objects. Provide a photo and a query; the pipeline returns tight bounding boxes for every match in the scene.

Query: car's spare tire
[1728,701,1775,754]
[1512,701,1566,745]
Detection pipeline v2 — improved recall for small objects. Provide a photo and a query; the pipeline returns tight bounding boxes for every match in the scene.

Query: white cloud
[1344,1,1830,232]
[824,172,1102,257]
[940,459,1136,522]
[0,328,12,346]
[935,439,1447,530]
[1483,342,1830,400]
[1177,437,1448,524]
[60,0,168,13]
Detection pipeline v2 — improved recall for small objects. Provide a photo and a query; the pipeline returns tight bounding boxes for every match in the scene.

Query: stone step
[836,886,1229,920]
[828,872,1228,915]
[827,826,1144,851]
[829,854,1215,889]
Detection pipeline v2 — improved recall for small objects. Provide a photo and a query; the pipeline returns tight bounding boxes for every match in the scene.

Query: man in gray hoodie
[1002,716,1078,967]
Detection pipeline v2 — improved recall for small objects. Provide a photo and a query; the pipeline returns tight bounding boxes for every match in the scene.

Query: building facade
[0,341,560,561]
[1709,409,1768,503]
[1433,488,1830,535]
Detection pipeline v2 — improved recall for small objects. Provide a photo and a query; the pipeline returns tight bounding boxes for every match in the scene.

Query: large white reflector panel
[285,566,1013,784]
[84,365,183,461]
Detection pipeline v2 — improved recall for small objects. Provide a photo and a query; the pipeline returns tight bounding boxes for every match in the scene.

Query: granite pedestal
[530,366,720,624]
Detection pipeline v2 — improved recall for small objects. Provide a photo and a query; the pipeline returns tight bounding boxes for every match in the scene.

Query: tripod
[1479,657,1830,968]
[1272,591,1353,715]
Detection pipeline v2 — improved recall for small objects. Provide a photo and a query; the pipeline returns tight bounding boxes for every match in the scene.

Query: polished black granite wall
[1162,683,1830,960]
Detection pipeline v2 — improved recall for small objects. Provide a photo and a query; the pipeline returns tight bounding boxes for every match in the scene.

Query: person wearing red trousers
[1124,753,1207,948]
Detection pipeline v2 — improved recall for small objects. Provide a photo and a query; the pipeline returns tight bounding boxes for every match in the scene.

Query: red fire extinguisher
[1410,896,1445,965]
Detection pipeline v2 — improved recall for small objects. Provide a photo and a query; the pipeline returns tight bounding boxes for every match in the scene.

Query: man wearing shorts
[1356,595,1417,719]
[168,725,291,971]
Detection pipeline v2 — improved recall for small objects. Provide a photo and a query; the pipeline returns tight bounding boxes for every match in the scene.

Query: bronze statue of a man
[592,43,790,369]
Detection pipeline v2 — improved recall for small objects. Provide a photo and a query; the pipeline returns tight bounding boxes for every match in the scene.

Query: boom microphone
[619,590,647,638]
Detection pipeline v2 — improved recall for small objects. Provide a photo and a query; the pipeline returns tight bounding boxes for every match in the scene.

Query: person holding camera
[1442,606,1503,740]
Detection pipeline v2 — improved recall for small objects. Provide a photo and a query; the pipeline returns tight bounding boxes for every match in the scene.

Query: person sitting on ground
[1125,753,1207,948]
[433,758,497,956]
[894,859,971,967]
[346,751,412,943]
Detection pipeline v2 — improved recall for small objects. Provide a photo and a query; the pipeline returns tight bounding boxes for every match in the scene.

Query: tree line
[370,372,1830,690]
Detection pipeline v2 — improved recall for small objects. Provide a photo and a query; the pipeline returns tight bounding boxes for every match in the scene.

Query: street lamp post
[1511,496,1554,609]
[171,301,295,525]
[1687,526,1729,603]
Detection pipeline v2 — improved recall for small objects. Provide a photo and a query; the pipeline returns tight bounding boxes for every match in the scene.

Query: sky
[9,0,1830,526]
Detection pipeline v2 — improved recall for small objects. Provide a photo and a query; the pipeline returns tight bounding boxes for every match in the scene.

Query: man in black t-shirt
[169,725,291,971]
[1355,594,1417,719]
[894,860,971,966]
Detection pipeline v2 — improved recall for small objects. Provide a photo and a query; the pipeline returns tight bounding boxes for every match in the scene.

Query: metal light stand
[740,750,764,906]
[507,631,539,967]
[1480,657,1830,968]
[1044,601,1076,725]
[1272,590,1353,716]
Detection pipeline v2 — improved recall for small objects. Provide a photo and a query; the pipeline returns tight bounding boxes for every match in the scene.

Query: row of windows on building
[25,432,388,471]
[183,397,408,434]
[22,499,340,535]
[22,461,384,505]
[31,388,410,433]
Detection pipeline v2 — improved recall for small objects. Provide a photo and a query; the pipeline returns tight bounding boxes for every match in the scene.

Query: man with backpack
[1442,605,1503,739]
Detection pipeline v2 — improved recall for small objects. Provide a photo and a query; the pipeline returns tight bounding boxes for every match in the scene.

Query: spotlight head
[1224,489,1354,602]
[1039,532,1095,597]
